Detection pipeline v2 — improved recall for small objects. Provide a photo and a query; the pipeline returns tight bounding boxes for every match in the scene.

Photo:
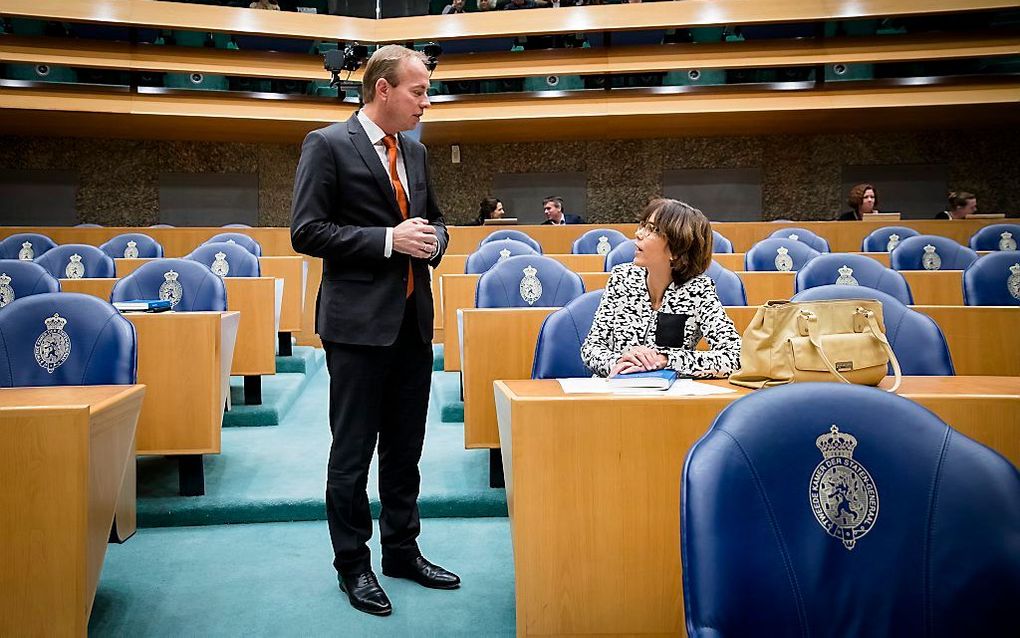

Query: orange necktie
[382,134,414,297]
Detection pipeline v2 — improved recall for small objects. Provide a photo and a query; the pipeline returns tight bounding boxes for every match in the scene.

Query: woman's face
[492,201,504,219]
[954,198,977,218]
[634,213,673,270]
[860,189,876,214]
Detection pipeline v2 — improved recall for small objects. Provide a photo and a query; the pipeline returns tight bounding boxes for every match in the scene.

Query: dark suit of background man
[541,195,585,224]
[290,45,460,617]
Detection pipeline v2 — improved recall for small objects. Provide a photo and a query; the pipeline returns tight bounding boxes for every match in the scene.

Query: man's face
[478,0,490,7]
[543,201,563,223]
[379,58,431,133]
[453,0,464,7]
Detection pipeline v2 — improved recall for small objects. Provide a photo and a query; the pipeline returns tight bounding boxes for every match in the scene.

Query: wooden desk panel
[494,376,1020,637]
[224,278,277,376]
[442,274,480,372]
[433,255,469,333]
[738,271,796,304]
[58,277,117,301]
[918,306,1020,376]
[296,256,322,348]
[259,256,304,334]
[0,384,144,637]
[901,270,964,305]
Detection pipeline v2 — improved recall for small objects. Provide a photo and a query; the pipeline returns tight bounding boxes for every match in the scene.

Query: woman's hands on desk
[609,346,668,377]
[393,217,438,259]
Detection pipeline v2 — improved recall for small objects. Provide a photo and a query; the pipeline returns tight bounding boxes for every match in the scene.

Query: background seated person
[477,0,495,9]
[475,197,506,225]
[502,0,538,9]
[250,0,281,9]
[542,196,585,225]
[581,199,741,378]
[936,191,977,219]
[443,0,467,13]
[838,183,878,220]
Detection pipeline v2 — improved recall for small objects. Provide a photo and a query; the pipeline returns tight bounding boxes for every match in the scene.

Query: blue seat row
[0,231,263,262]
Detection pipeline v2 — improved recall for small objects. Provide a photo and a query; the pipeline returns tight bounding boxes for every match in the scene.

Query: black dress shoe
[382,555,461,590]
[338,570,392,616]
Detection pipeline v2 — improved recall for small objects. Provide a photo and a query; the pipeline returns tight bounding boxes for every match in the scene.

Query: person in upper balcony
[250,0,281,10]
[442,0,467,14]
[502,0,538,9]
[838,183,879,220]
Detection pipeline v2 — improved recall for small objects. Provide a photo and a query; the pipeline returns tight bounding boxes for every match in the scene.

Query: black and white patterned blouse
[581,262,742,378]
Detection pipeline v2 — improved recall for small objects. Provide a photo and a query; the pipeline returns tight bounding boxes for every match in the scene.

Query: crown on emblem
[788,234,799,240]
[777,246,789,255]
[816,425,857,459]
[889,234,899,242]
[923,244,936,253]
[1003,232,1014,240]
[0,273,10,285]
[523,265,537,277]
[127,241,137,248]
[215,251,227,261]
[227,239,236,244]
[44,313,67,331]
[1010,263,1020,276]
[69,253,82,262]
[164,269,179,281]
[838,265,853,277]
[22,241,32,249]
[498,248,511,259]
[598,235,608,242]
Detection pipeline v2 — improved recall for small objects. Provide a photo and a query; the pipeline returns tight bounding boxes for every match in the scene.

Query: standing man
[290,45,459,617]
[541,195,586,224]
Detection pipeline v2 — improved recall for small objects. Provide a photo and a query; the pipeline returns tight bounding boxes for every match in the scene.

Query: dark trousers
[322,301,432,577]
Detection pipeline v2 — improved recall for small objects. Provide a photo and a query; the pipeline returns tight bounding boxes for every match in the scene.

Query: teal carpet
[89,518,515,637]
[432,343,444,371]
[432,370,464,423]
[222,347,326,428]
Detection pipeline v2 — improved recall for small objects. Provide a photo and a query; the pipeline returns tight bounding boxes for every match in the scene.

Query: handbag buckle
[798,310,817,336]
[854,307,872,333]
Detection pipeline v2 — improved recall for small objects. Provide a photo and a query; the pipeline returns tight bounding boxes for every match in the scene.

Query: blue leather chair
[222,223,253,228]
[203,232,263,257]
[532,289,604,378]
[0,232,57,260]
[768,227,830,252]
[963,252,1020,306]
[74,223,103,228]
[890,235,978,271]
[476,255,584,308]
[796,253,913,305]
[0,292,137,385]
[604,240,636,270]
[186,242,261,277]
[861,225,920,252]
[706,261,747,306]
[712,230,734,254]
[682,383,1020,638]
[0,260,60,309]
[465,239,539,274]
[571,229,629,255]
[111,259,228,311]
[969,223,1020,252]
[792,285,954,375]
[149,223,175,228]
[99,233,165,259]
[35,244,116,279]
[478,230,542,254]
[745,238,820,272]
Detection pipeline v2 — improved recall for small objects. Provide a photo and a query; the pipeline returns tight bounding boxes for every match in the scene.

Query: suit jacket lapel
[399,132,425,207]
[347,114,403,220]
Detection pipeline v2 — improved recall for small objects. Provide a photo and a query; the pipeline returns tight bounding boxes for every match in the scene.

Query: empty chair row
[480,228,737,255]
[0,232,263,261]
[864,223,1020,252]
[746,235,983,272]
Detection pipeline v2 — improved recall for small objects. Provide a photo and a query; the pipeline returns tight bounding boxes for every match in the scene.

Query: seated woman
[838,183,878,220]
[581,198,741,378]
[475,196,506,225]
[936,191,977,219]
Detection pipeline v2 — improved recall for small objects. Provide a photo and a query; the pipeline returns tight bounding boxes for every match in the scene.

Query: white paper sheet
[557,378,737,396]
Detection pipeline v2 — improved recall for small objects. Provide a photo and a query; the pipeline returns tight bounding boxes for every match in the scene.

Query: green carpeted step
[432,370,464,423]
[276,345,325,374]
[89,519,515,636]
[221,348,325,427]
[432,343,444,371]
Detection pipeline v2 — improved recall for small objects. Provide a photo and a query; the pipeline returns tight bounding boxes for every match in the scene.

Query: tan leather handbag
[729,299,902,392]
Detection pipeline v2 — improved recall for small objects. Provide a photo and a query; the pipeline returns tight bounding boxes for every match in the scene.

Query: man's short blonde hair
[361,45,428,104]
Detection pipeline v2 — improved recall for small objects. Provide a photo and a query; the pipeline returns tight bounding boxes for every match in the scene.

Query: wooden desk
[57,277,117,301]
[297,256,322,348]
[0,384,145,637]
[494,376,1020,637]
[224,277,278,403]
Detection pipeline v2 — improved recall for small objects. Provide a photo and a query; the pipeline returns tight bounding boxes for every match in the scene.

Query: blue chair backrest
[796,253,913,305]
[682,382,1020,638]
[768,227,830,252]
[203,232,262,257]
[222,223,252,228]
[35,244,116,279]
[792,284,954,375]
[963,252,1020,306]
[74,223,102,228]
[969,223,1020,252]
[890,235,978,271]
[705,261,747,306]
[861,225,920,252]
[604,240,636,270]
[0,292,137,386]
[712,230,734,253]
[745,238,820,272]
[0,233,57,260]
[99,233,164,259]
[0,260,60,309]
[571,229,629,255]
[476,255,584,308]
[465,239,539,274]
[149,223,175,228]
[111,259,228,311]
[478,230,542,253]
[532,289,604,379]
[186,242,261,277]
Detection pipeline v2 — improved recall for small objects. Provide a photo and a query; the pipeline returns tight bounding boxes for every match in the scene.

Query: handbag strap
[801,308,903,393]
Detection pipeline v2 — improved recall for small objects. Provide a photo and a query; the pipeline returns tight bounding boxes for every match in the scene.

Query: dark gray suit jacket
[290,114,448,346]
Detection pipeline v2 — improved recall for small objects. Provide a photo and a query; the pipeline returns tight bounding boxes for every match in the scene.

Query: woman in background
[936,191,977,219]
[838,183,878,220]
[475,197,506,225]
[581,198,741,378]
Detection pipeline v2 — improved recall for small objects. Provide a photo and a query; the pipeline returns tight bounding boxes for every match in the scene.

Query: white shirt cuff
[384,228,393,258]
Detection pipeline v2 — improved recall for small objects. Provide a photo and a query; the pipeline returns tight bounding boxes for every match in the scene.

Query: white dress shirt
[357,110,410,258]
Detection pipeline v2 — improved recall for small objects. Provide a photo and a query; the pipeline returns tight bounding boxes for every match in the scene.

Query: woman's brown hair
[638,198,713,286]
[847,183,876,213]
[947,191,975,210]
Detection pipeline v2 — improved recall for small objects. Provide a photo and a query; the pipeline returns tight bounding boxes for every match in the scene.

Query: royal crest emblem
[809,425,879,551]
[1008,263,1020,301]
[159,269,183,308]
[34,313,71,374]
[124,241,139,258]
[498,248,512,262]
[0,273,14,308]
[227,239,236,244]
[921,244,942,271]
[211,251,230,277]
[775,246,794,272]
[788,233,800,241]
[835,265,859,286]
[999,231,1017,252]
[65,254,85,279]
[519,265,542,306]
[596,235,612,256]
[18,241,34,261]
[886,233,900,252]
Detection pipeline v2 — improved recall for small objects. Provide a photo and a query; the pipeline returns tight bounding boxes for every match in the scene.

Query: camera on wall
[323,42,442,101]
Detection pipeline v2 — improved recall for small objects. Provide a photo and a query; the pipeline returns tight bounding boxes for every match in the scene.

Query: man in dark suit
[290,45,459,617]
[541,195,585,224]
